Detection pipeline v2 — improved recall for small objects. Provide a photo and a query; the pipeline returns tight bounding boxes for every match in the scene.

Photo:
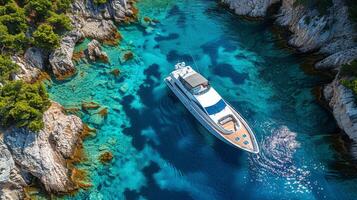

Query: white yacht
[165,62,259,153]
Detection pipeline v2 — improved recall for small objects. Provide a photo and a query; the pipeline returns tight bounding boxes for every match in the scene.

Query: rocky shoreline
[222,0,357,140]
[0,0,135,199]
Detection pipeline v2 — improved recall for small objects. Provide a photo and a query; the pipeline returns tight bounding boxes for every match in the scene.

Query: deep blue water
[48,0,357,199]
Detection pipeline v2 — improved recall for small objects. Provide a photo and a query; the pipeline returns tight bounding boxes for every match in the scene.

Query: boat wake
[248,126,314,194]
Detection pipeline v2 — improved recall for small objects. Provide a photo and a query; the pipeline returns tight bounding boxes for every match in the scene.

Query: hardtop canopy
[183,73,208,89]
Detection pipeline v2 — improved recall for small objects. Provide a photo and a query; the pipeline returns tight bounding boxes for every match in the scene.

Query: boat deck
[221,121,255,152]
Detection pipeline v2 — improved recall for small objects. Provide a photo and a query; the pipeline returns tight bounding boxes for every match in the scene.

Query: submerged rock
[1,102,83,195]
[122,51,134,62]
[99,151,114,164]
[111,68,120,77]
[82,101,101,111]
[87,39,109,62]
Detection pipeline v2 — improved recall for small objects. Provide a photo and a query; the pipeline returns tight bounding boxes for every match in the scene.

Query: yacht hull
[165,76,259,153]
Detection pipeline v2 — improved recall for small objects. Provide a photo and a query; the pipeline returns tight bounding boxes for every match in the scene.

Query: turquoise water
[48,0,357,199]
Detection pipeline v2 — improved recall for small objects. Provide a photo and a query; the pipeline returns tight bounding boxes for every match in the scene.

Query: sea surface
[48,0,357,199]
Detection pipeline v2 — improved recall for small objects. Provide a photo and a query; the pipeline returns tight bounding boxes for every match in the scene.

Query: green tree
[24,0,52,19]
[48,12,72,33]
[0,55,18,83]
[53,0,73,13]
[33,23,60,50]
[0,80,51,132]
[0,24,28,52]
[0,3,28,34]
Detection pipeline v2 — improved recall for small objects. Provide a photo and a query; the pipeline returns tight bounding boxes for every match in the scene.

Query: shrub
[25,0,52,19]
[53,0,73,13]
[48,12,72,33]
[33,23,60,50]
[0,81,51,131]
[340,60,357,77]
[0,24,28,52]
[94,0,107,5]
[0,55,18,83]
[0,4,27,33]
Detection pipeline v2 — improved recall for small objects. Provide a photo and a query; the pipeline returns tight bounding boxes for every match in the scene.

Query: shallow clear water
[48,0,357,199]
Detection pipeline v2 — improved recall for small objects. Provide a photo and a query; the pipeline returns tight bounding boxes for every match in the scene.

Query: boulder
[87,39,109,62]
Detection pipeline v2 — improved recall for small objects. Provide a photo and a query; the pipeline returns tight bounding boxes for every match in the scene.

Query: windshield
[205,99,226,115]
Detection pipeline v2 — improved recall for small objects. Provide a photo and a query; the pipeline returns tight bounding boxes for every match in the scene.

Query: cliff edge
[0,102,83,199]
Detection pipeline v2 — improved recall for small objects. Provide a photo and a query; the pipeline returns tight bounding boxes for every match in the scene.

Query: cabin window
[204,99,226,115]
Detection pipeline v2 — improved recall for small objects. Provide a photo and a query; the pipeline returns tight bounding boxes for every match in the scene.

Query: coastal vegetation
[93,0,107,5]
[0,55,18,83]
[0,0,72,131]
[341,60,357,99]
[0,0,72,53]
[0,80,51,131]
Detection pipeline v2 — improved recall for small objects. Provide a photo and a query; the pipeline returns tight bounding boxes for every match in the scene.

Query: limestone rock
[275,0,356,54]
[87,39,109,62]
[224,0,357,140]
[71,0,133,23]
[11,56,42,83]
[81,19,118,42]
[3,102,83,193]
[49,30,84,80]
[0,141,27,200]
[324,79,357,140]
[221,0,279,17]
[316,47,357,69]
[24,47,47,70]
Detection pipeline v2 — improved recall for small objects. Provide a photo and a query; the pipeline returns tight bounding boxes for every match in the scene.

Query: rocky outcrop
[49,0,134,80]
[81,19,120,42]
[0,142,27,200]
[49,30,84,80]
[224,0,356,56]
[0,102,84,198]
[87,39,109,62]
[275,0,356,54]
[10,47,49,83]
[71,0,134,23]
[222,0,279,17]
[324,79,357,140]
[223,0,357,141]
[24,47,47,70]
